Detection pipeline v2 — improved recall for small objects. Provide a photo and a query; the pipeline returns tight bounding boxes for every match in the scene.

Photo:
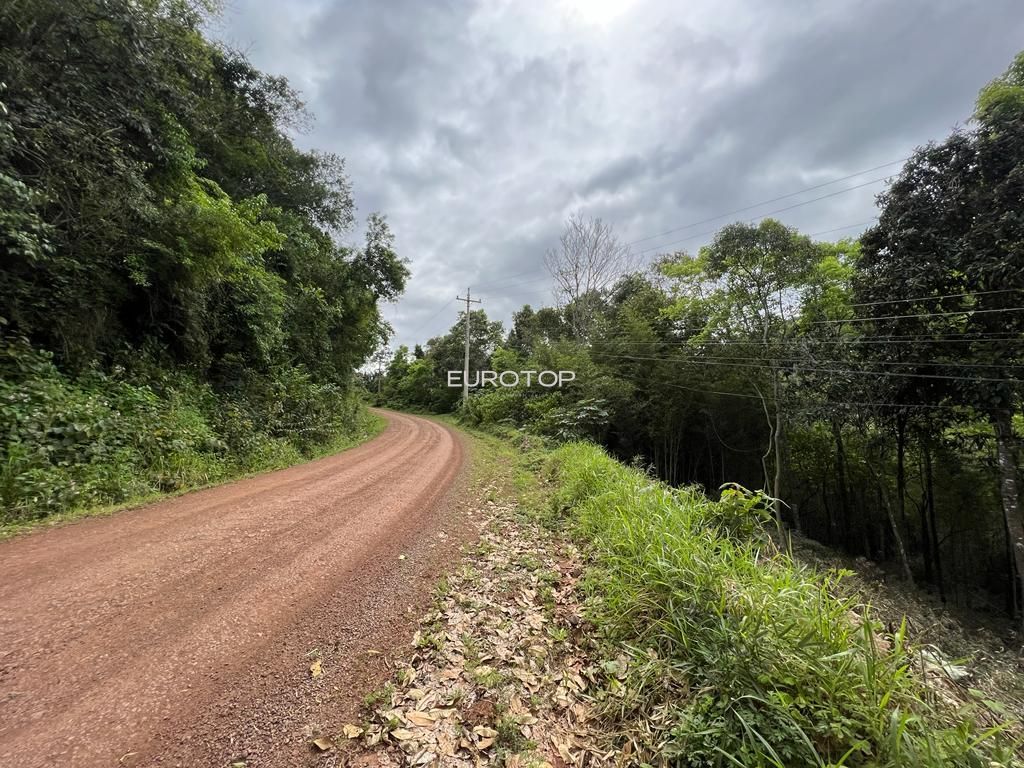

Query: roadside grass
[428,415,553,522]
[545,441,1020,768]
[0,410,386,540]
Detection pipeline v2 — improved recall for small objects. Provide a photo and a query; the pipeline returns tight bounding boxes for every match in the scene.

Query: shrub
[0,336,371,524]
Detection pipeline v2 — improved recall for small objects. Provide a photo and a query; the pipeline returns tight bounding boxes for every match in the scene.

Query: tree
[663,219,824,525]
[0,0,409,521]
[856,54,1024,618]
[507,304,568,356]
[544,213,634,339]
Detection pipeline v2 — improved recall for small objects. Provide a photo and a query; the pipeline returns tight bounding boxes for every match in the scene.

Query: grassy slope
[544,441,1018,768]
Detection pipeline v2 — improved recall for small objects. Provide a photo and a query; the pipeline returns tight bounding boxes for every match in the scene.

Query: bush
[546,442,1016,767]
[0,337,372,525]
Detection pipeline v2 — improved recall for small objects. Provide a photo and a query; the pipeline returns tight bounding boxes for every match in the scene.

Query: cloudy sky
[212,0,1024,351]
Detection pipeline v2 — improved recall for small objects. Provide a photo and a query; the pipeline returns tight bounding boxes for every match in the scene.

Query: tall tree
[857,54,1024,618]
[544,213,634,339]
[663,219,823,524]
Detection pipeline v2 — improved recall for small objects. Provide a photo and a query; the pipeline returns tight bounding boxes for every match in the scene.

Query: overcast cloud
[211,0,1024,351]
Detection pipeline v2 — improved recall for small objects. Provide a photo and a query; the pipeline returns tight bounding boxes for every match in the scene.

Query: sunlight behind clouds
[559,0,638,25]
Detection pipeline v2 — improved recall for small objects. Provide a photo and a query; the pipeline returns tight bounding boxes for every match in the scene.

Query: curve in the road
[0,410,466,768]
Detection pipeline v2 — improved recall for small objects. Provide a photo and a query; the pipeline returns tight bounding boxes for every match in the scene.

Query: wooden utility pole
[456,289,481,403]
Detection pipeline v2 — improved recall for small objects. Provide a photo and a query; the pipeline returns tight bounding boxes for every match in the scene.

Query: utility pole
[456,288,481,404]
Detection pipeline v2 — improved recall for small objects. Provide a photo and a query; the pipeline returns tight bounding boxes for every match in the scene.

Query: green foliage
[376,309,505,412]
[547,443,1016,767]
[528,397,610,441]
[0,336,381,525]
[0,0,406,372]
[0,0,405,522]
[663,219,822,344]
[976,51,1024,125]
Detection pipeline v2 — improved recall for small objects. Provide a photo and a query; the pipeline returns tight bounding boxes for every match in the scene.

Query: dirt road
[0,411,467,767]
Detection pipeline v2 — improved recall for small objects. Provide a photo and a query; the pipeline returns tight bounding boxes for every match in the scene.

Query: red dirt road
[0,411,467,768]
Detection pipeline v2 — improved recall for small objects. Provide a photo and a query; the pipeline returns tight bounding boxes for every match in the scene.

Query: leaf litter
[331,483,613,767]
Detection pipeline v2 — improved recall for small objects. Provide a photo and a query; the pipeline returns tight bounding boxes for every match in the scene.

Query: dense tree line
[378,53,1024,622]
[0,0,407,520]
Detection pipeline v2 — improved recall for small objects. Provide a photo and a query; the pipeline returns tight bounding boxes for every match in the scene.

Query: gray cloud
[213,0,1024,350]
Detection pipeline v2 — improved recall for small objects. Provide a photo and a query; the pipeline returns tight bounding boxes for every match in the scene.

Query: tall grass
[547,442,1016,767]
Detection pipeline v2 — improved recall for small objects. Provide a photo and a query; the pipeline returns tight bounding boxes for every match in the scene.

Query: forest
[376,52,1024,625]
[0,0,407,522]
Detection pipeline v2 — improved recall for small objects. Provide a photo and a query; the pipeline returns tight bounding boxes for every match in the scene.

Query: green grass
[545,442,1018,768]
[0,410,386,539]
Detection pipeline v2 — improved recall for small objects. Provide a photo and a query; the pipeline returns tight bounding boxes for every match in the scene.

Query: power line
[420,297,456,325]
[596,335,1024,348]
[807,220,877,238]
[475,268,549,290]
[806,305,1024,326]
[471,220,878,298]
[415,297,458,339]
[470,219,877,297]
[586,293,1024,347]
[636,176,892,256]
[625,158,905,247]
[471,159,897,294]
[593,351,1023,384]
[476,274,554,293]
[656,379,973,411]
[588,298,1024,348]
[602,350,1024,371]
[847,287,1022,309]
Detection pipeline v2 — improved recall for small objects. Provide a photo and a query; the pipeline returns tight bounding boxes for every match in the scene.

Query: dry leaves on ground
[332,485,614,767]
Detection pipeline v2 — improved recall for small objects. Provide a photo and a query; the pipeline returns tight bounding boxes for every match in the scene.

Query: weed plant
[547,442,1017,767]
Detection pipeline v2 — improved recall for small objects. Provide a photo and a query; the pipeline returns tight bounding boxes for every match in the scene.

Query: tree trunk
[769,371,789,528]
[858,488,872,558]
[831,419,851,551]
[868,459,914,585]
[991,409,1024,630]
[895,412,908,533]
[1002,501,1019,618]
[915,450,932,584]
[822,476,837,545]
[754,382,777,521]
[925,448,946,606]
[923,442,944,602]
[918,497,932,584]
[774,403,793,530]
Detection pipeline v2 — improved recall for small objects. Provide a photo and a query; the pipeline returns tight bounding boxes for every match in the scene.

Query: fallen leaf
[342,724,364,739]
[390,728,415,741]
[309,660,322,678]
[405,710,436,727]
[311,737,333,752]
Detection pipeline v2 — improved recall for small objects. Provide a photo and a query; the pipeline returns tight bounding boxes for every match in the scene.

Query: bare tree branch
[544,213,634,338]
